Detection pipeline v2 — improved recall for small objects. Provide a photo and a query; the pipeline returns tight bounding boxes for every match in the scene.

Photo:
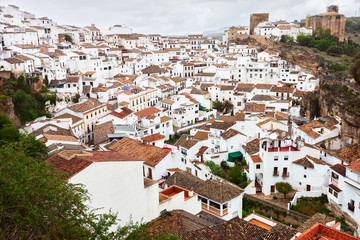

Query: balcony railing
[282,172,290,178]
[273,172,279,176]
[348,203,355,212]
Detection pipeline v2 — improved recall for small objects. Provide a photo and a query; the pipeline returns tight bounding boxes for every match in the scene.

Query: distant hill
[202,26,229,39]
[346,17,360,45]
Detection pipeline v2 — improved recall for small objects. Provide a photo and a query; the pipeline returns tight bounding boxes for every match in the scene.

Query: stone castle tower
[309,5,346,42]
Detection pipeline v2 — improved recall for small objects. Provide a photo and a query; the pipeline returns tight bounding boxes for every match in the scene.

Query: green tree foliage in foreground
[0,74,56,124]
[275,182,293,199]
[351,52,360,83]
[0,114,178,239]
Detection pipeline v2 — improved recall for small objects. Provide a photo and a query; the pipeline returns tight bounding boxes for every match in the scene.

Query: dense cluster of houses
[2,4,360,238]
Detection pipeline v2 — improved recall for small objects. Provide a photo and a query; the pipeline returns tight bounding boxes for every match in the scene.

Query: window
[334,191,338,198]
[274,156,278,161]
[256,164,260,169]
[304,175,307,178]
[284,155,288,161]
[329,188,333,194]
[304,166,307,170]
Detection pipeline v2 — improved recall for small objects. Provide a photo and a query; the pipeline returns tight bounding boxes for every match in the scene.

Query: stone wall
[309,13,346,42]
[250,13,269,35]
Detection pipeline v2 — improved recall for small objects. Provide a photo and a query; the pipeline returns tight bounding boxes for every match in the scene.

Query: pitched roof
[330,164,346,176]
[66,75,80,83]
[165,171,204,190]
[54,113,82,123]
[175,135,198,149]
[195,179,243,203]
[93,121,114,145]
[347,159,360,173]
[107,137,170,167]
[47,150,139,179]
[194,131,209,140]
[146,210,215,237]
[110,107,133,119]
[251,155,263,163]
[244,103,265,113]
[133,106,161,118]
[251,95,275,101]
[297,213,334,233]
[221,129,243,140]
[141,65,167,74]
[68,99,103,113]
[210,120,235,130]
[243,138,260,155]
[141,133,165,142]
[196,146,209,156]
[335,144,360,164]
[270,86,295,93]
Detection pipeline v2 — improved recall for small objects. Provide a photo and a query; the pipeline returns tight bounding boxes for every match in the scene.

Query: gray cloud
[3,0,360,35]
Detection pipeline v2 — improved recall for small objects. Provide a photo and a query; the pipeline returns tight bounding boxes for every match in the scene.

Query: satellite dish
[299,141,304,147]
[281,132,286,137]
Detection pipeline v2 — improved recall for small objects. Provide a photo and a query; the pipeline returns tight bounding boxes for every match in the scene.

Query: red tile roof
[141,133,165,142]
[134,106,161,118]
[110,107,133,119]
[251,155,263,163]
[296,223,358,240]
[107,137,170,167]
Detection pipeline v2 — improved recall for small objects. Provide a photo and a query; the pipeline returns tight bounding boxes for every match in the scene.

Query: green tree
[213,100,223,112]
[350,59,360,83]
[275,182,293,199]
[65,34,73,44]
[222,100,234,114]
[228,164,248,188]
[326,45,343,56]
[204,161,223,177]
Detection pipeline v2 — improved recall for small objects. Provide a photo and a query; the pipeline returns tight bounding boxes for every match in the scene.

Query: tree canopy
[275,182,293,199]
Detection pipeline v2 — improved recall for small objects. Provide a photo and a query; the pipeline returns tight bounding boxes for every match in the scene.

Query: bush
[220,160,230,170]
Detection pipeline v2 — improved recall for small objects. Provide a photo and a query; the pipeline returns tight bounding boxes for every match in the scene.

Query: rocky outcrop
[0,96,20,126]
[234,36,321,74]
[301,80,360,143]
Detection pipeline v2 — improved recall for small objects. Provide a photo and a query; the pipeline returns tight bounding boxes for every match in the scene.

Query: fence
[244,194,310,224]
[289,190,323,209]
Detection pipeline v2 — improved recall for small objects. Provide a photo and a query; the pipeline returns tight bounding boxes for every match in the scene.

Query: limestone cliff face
[0,96,20,126]
[301,81,360,143]
[234,36,321,74]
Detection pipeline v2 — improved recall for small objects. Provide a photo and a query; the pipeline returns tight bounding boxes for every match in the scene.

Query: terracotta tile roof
[165,171,204,190]
[194,72,216,77]
[275,111,288,121]
[68,99,103,113]
[270,86,295,93]
[107,137,170,167]
[293,156,314,168]
[190,88,208,95]
[146,210,215,237]
[30,124,72,137]
[330,164,346,176]
[251,155,263,163]
[298,120,323,139]
[220,85,234,91]
[194,131,209,140]
[293,89,304,97]
[196,179,243,203]
[161,98,175,104]
[296,223,358,240]
[161,116,172,123]
[110,107,133,119]
[141,133,165,142]
[93,121,114,145]
[243,138,260,155]
[347,159,360,173]
[54,113,82,123]
[297,213,334,233]
[251,95,275,101]
[210,120,235,130]
[221,128,243,140]
[334,144,360,164]
[255,84,273,89]
[43,134,78,142]
[218,113,244,122]
[236,83,255,92]
[133,106,161,118]
[175,135,198,149]
[196,146,209,156]
[47,155,92,179]
[66,75,80,83]
[141,65,167,74]
[183,217,267,240]
[244,103,265,113]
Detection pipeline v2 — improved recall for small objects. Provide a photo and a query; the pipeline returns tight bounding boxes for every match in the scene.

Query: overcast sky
[2,0,360,35]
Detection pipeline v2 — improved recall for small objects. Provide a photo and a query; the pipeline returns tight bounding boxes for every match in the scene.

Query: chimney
[188,187,194,197]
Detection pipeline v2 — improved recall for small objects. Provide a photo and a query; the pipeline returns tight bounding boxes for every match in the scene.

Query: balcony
[282,172,290,178]
[348,203,355,212]
[267,146,299,152]
[273,172,279,177]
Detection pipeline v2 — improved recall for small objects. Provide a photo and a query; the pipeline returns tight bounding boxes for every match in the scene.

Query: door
[148,168,152,179]
[283,167,288,177]
[306,185,311,191]
[271,185,275,193]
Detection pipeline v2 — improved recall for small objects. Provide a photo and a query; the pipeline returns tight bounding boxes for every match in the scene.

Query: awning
[199,104,206,110]
[227,151,243,162]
